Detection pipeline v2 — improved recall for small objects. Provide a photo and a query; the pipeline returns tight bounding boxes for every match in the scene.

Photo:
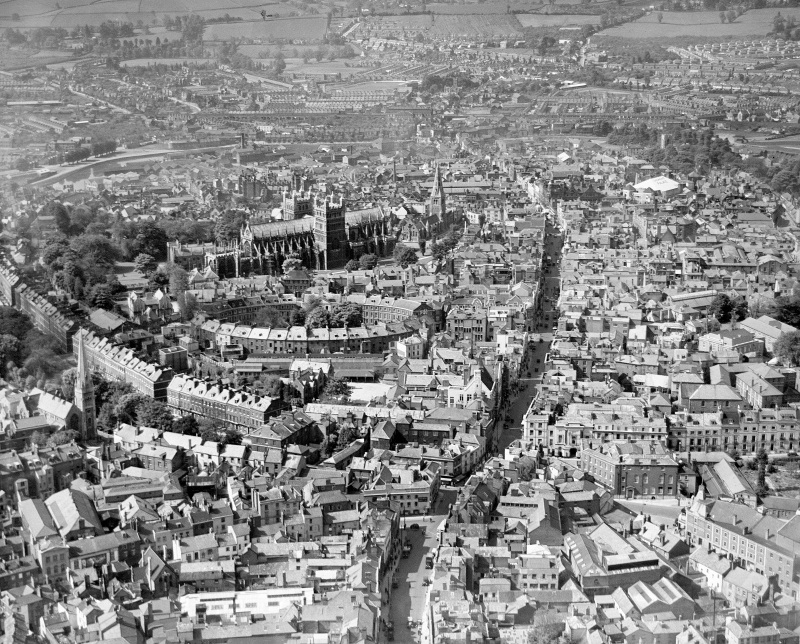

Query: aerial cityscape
[3,0,800,642]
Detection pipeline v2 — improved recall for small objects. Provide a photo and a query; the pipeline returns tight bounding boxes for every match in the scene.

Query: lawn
[597,8,800,38]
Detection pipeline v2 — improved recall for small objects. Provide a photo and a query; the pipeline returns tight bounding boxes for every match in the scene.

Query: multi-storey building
[580,440,679,499]
[76,329,175,401]
[685,496,800,595]
[166,375,280,431]
[198,319,423,356]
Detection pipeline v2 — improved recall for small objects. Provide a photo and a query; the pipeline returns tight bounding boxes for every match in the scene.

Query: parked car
[410,523,420,530]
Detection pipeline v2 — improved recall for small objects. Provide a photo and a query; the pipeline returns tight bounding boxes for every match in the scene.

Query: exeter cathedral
[168,164,452,278]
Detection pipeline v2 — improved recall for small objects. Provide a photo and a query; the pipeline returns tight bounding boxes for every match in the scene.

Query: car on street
[409,523,420,530]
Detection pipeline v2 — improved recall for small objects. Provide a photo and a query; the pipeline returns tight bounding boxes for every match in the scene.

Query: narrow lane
[387,488,456,642]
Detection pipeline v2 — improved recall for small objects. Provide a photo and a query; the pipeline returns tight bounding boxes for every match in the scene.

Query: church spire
[74,330,96,441]
[429,161,446,223]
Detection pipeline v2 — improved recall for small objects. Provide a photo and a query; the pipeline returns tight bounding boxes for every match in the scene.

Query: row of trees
[0,306,62,385]
[60,140,116,165]
[344,253,379,271]
[90,375,243,450]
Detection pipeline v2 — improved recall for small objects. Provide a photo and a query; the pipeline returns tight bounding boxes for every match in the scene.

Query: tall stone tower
[314,193,347,270]
[74,331,96,441]
[429,162,446,223]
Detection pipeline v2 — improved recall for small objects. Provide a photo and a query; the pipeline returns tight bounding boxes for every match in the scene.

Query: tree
[46,429,78,448]
[756,448,769,497]
[181,14,205,42]
[273,52,286,75]
[136,398,174,431]
[70,234,120,269]
[330,302,363,328]
[528,624,567,644]
[44,201,72,235]
[707,294,733,323]
[167,264,189,295]
[177,292,198,321]
[306,306,331,328]
[393,244,418,268]
[134,253,158,278]
[775,295,800,327]
[282,257,304,274]
[289,308,307,326]
[359,253,378,269]
[88,284,114,309]
[134,222,168,259]
[727,8,736,21]
[773,330,800,366]
[172,415,199,435]
[253,307,288,328]
[344,259,360,271]
[720,10,726,21]
[732,296,748,321]
[337,425,356,450]
[0,334,21,373]
[222,427,243,446]
[60,367,77,400]
[24,348,59,379]
[214,209,247,243]
[657,11,664,21]
[321,434,336,457]
[113,392,148,426]
[322,377,351,402]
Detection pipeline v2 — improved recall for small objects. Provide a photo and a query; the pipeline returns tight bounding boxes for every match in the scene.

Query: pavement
[615,497,687,524]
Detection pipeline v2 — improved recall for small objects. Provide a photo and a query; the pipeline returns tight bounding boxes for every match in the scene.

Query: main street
[387,487,457,643]
[386,216,565,640]
[497,218,564,452]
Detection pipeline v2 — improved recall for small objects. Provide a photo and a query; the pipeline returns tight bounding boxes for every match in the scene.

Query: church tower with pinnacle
[429,162,446,223]
[74,331,96,441]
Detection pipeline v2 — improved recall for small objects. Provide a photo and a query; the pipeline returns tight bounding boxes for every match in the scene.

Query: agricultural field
[119,58,215,67]
[0,46,73,70]
[360,13,539,37]
[0,0,296,28]
[597,8,800,38]
[429,14,524,36]
[203,17,328,43]
[284,60,361,77]
[516,13,602,27]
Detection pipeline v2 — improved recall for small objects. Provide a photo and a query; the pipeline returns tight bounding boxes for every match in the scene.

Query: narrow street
[387,488,457,643]
[497,218,564,452]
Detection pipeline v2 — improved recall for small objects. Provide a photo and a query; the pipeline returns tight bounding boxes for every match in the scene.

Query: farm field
[362,13,548,36]
[516,13,602,26]
[429,14,524,36]
[0,0,295,28]
[284,60,361,77]
[119,58,215,67]
[0,46,73,70]
[203,17,329,42]
[597,8,800,38]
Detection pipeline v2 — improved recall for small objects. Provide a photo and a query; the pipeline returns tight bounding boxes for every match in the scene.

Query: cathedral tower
[314,193,347,270]
[74,331,96,441]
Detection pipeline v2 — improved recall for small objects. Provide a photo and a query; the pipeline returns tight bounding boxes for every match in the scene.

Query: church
[169,164,452,279]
